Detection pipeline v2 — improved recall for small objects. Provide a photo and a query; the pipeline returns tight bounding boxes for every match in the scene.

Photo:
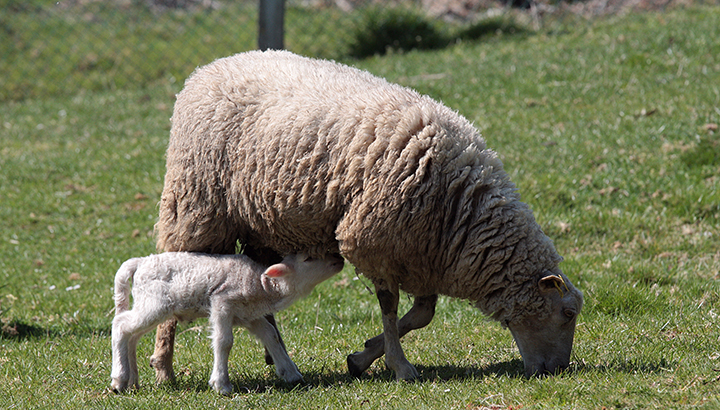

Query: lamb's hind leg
[348,294,437,378]
[112,310,162,392]
[111,313,133,392]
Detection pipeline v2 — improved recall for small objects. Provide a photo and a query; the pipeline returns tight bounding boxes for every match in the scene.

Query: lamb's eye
[303,256,314,262]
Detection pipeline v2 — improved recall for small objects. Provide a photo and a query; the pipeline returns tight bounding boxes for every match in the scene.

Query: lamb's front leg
[209,311,234,395]
[247,317,303,384]
[375,280,419,381]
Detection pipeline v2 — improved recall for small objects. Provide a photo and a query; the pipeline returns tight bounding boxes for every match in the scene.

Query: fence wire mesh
[1,0,370,101]
[4,0,718,102]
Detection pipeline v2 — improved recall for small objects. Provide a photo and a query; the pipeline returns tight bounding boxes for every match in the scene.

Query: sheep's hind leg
[348,294,437,378]
[150,318,177,383]
[364,281,423,380]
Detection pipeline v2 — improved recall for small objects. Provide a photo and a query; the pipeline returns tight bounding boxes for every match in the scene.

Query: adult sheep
[151,50,583,381]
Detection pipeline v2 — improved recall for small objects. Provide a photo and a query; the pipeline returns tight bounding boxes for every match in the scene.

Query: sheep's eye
[562,307,576,319]
[302,256,314,263]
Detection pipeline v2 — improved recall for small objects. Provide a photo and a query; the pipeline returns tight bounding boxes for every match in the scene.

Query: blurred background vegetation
[0,0,601,102]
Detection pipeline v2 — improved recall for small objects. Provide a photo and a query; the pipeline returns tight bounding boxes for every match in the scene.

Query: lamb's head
[506,271,583,377]
[263,253,345,297]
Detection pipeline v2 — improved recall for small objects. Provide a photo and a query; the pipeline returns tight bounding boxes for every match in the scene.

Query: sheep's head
[506,271,583,377]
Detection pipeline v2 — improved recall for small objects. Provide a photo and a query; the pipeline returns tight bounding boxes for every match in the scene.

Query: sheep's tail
[114,258,140,315]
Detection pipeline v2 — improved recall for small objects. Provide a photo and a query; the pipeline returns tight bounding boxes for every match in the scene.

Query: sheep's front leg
[348,294,437,378]
[348,294,437,377]
[150,318,177,383]
[262,314,287,365]
[374,280,419,381]
[242,246,286,367]
[209,311,235,395]
[247,317,303,384]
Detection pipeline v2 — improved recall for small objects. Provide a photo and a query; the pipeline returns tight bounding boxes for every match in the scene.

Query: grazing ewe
[110,252,344,395]
[151,50,583,381]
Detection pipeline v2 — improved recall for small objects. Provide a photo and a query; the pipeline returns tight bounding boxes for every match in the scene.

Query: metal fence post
[258,0,285,51]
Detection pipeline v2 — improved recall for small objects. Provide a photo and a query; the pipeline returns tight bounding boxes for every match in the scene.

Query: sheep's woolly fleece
[156,50,563,323]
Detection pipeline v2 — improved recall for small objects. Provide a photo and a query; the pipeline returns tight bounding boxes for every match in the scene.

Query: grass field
[1,4,720,409]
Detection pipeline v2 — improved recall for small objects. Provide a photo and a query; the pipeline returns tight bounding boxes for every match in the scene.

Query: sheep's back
[170,51,470,257]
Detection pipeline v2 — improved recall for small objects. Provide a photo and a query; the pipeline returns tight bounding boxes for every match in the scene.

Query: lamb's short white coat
[110,252,344,395]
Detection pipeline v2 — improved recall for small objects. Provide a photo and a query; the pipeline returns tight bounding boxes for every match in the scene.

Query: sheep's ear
[265,264,291,278]
[538,274,567,297]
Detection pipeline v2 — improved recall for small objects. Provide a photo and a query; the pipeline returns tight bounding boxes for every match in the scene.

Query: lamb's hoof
[276,364,304,385]
[209,379,233,396]
[110,378,128,393]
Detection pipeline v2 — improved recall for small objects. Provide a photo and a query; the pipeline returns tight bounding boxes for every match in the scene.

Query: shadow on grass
[571,357,676,375]
[163,360,526,395]
[0,319,111,341]
[1,320,47,340]
[417,359,526,380]
[152,356,676,394]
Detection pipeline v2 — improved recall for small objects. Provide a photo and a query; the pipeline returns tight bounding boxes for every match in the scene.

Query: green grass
[2,5,720,409]
[0,1,523,101]
[0,0,358,101]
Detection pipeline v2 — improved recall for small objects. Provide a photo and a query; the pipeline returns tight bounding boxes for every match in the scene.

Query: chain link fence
[3,0,717,102]
[2,0,497,102]
[1,0,371,101]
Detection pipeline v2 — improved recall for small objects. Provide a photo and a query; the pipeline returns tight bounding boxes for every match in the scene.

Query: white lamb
[110,251,344,395]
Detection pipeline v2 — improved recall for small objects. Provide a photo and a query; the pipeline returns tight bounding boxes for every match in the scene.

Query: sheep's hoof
[281,372,304,385]
[347,352,369,377]
[389,361,420,382]
[150,355,176,384]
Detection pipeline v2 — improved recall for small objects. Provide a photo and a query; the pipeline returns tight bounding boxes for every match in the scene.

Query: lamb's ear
[538,274,567,297]
[265,264,292,278]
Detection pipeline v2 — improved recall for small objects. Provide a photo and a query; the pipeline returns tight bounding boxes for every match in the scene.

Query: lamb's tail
[114,258,140,315]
